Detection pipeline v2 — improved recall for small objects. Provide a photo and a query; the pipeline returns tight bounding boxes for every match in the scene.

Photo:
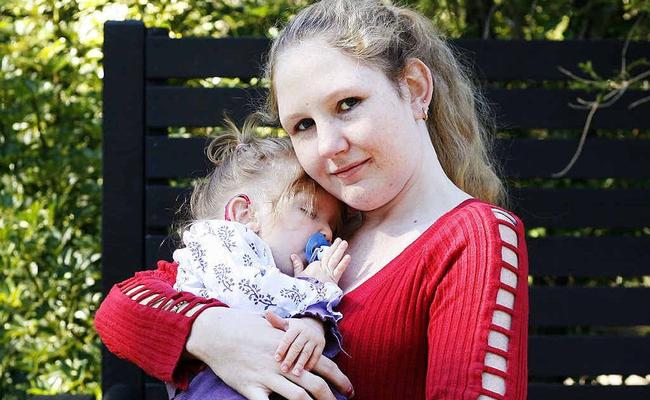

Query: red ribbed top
[95,199,528,399]
[334,199,528,399]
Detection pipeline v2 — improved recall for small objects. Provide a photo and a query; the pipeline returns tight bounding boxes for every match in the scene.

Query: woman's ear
[402,58,433,120]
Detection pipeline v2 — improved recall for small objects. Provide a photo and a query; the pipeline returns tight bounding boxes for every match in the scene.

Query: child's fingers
[320,238,341,265]
[331,254,351,282]
[305,343,324,371]
[280,334,308,373]
[290,254,305,276]
[326,240,348,270]
[275,328,300,363]
[291,341,316,376]
[265,311,289,332]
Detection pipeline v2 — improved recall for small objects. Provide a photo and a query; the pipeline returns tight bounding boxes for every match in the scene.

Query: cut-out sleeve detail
[425,205,528,400]
[94,260,226,389]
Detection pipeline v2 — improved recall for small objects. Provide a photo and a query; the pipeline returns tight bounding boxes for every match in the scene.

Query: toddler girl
[169,117,350,400]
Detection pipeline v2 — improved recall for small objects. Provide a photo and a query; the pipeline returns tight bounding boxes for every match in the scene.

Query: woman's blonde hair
[261,0,506,205]
[186,116,319,226]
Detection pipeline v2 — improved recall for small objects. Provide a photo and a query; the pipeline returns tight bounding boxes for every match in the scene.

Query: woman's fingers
[312,355,354,398]
[188,309,347,400]
[275,327,300,362]
[267,376,313,400]
[281,334,308,373]
[240,387,270,400]
[292,341,316,376]
[265,311,289,332]
[283,370,337,400]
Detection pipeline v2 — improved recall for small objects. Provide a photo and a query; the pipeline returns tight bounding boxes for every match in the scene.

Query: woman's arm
[186,307,354,400]
[95,260,353,399]
[425,207,529,400]
[94,260,225,388]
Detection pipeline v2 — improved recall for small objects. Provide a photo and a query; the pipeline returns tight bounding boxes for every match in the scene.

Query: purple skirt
[171,368,346,400]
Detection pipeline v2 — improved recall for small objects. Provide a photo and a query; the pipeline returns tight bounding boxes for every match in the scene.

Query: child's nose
[320,225,333,243]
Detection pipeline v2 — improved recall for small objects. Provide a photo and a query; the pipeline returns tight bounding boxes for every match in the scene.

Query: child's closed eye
[300,207,317,219]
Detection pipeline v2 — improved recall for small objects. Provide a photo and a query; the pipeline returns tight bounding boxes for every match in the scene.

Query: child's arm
[266,312,326,377]
[267,238,351,377]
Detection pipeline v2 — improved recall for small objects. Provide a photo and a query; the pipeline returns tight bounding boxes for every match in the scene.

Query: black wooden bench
[102,20,650,400]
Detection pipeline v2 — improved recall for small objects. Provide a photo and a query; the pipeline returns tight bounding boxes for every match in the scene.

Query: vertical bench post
[102,20,146,398]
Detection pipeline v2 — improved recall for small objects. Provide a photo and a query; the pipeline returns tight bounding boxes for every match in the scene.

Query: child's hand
[265,311,326,376]
[292,238,351,284]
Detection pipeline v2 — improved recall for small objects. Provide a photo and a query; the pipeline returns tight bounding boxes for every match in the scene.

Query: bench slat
[496,138,650,179]
[528,237,650,277]
[529,336,650,376]
[511,188,650,228]
[146,86,650,129]
[528,384,650,400]
[145,186,650,229]
[146,87,650,129]
[146,136,650,179]
[146,37,650,81]
[530,287,650,326]
[146,87,261,128]
[131,361,650,400]
[145,234,650,277]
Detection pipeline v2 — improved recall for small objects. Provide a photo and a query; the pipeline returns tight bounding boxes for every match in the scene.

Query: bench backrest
[102,20,650,399]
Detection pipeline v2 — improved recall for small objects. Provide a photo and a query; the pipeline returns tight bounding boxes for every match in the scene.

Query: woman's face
[274,40,426,211]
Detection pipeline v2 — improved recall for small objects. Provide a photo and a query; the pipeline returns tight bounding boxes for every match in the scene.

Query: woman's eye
[339,97,360,112]
[295,118,314,132]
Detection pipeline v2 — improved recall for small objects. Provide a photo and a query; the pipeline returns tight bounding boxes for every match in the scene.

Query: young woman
[95,1,529,399]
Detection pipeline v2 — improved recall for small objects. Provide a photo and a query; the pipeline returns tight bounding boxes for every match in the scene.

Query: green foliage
[1,0,104,397]
[0,0,648,398]
[0,0,304,398]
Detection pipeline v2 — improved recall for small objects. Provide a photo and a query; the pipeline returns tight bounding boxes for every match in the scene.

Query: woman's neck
[361,145,471,233]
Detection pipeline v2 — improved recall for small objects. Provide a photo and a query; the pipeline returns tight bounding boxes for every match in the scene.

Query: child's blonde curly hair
[181,115,320,232]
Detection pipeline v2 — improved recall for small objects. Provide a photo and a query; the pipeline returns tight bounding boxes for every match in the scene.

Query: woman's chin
[339,185,397,213]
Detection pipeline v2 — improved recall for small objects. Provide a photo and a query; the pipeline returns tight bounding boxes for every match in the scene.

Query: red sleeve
[94,260,227,389]
[426,206,529,399]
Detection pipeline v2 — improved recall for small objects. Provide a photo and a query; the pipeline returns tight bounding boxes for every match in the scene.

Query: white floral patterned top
[173,219,343,320]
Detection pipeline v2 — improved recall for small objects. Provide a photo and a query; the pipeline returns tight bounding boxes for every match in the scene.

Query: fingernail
[281,364,288,373]
[275,353,281,361]
[346,386,355,398]
[293,368,301,376]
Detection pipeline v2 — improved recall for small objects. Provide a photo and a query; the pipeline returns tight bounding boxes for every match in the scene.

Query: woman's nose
[317,121,349,158]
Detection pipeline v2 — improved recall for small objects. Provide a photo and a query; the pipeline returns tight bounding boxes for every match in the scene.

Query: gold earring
[422,107,429,121]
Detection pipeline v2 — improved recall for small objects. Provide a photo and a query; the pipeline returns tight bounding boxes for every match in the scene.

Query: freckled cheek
[295,149,327,181]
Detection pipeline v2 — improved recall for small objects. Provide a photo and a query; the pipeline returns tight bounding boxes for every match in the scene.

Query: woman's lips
[332,159,370,180]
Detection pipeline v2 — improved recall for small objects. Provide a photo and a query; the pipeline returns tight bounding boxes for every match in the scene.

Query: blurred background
[1,0,649,399]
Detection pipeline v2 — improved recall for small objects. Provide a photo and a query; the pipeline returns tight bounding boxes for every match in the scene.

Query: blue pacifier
[305,232,331,263]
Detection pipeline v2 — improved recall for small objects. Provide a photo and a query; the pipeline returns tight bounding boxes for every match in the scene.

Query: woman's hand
[186,307,354,400]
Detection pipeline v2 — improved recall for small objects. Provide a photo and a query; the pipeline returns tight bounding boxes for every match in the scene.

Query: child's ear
[226,195,256,225]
